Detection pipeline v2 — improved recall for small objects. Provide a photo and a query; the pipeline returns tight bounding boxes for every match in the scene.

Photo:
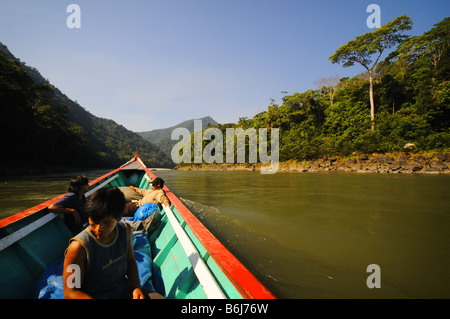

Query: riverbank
[175,151,450,174]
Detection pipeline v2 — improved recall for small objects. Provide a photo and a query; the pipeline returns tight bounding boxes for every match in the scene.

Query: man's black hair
[85,187,125,222]
[152,177,164,188]
[68,175,89,194]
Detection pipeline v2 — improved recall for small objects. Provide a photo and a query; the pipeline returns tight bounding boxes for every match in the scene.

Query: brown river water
[1,170,449,298]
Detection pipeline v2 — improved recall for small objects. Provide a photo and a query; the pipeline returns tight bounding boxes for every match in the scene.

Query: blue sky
[0,0,448,131]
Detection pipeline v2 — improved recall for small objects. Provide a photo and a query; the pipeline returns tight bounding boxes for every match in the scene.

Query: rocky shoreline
[175,152,450,174]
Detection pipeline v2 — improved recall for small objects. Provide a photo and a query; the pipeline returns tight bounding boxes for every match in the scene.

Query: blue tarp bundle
[32,256,65,299]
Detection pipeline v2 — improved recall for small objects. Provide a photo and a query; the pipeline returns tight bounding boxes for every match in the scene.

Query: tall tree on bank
[329,15,412,130]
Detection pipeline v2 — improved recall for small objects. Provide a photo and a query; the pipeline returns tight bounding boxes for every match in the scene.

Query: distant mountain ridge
[137,116,219,155]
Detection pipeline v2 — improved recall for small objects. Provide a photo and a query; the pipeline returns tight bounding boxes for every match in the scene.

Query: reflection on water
[1,169,449,298]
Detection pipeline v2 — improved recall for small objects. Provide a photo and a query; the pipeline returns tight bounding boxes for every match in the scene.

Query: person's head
[85,187,125,223]
[151,177,164,189]
[68,175,89,195]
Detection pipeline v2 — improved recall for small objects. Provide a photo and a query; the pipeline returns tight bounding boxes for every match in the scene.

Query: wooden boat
[0,155,275,299]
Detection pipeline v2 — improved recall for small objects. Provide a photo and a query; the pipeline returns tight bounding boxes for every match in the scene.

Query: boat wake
[179,197,279,286]
[179,197,240,227]
[178,197,247,248]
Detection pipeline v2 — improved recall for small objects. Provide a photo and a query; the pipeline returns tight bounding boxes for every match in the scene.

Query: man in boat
[123,177,170,216]
[63,187,163,299]
[48,175,89,234]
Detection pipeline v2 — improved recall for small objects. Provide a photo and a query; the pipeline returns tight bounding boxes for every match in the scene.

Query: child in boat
[123,177,170,216]
[63,187,160,299]
[48,175,89,235]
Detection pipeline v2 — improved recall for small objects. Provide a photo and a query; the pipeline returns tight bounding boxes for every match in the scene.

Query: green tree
[395,17,450,131]
[330,15,412,130]
[397,17,449,73]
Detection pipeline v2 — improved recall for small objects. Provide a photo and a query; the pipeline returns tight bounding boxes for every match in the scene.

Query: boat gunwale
[0,194,66,229]
[0,155,275,299]
[0,163,125,229]
[130,156,274,298]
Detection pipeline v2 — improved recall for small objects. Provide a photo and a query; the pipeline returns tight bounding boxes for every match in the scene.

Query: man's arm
[63,241,92,299]
[128,185,149,196]
[157,191,171,207]
[48,204,81,223]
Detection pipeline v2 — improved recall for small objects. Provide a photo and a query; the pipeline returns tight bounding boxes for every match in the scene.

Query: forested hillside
[203,16,449,163]
[0,43,173,173]
[1,15,448,173]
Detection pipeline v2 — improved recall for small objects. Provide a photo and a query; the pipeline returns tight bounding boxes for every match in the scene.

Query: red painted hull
[0,155,275,299]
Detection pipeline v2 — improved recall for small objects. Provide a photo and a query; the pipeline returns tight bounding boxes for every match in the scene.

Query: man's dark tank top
[70,221,131,298]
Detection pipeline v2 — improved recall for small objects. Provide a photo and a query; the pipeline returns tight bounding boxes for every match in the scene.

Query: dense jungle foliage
[207,16,449,163]
[1,15,448,171]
